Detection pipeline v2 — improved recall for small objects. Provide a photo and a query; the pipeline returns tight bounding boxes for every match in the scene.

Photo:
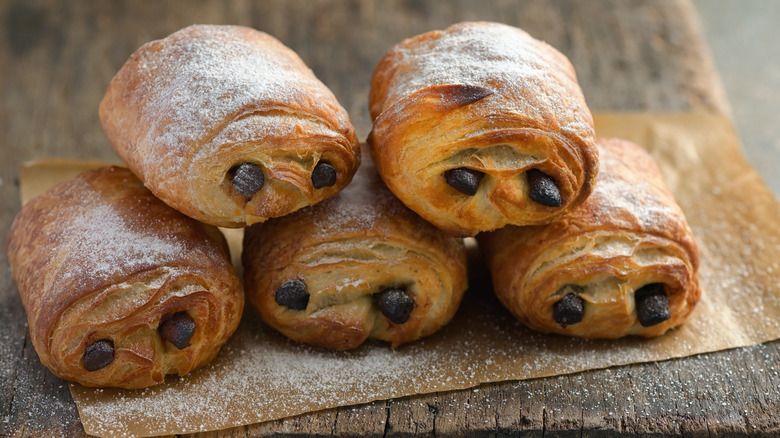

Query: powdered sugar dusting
[127,25,329,174]
[390,24,552,98]
[588,139,685,235]
[300,152,400,232]
[334,278,367,292]
[590,169,679,231]
[56,200,184,285]
[324,158,383,227]
[378,22,592,134]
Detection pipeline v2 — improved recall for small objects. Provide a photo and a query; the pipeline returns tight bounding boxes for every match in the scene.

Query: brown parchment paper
[18,113,780,437]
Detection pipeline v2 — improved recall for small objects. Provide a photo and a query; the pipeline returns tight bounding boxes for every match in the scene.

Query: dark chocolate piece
[444,168,485,196]
[635,283,671,327]
[312,161,337,189]
[553,291,584,328]
[159,312,196,349]
[275,280,310,310]
[527,169,562,207]
[231,163,264,197]
[444,84,495,107]
[84,339,115,372]
[374,287,415,324]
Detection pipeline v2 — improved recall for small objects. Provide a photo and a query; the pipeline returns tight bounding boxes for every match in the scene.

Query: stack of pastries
[6,21,700,389]
[366,22,700,339]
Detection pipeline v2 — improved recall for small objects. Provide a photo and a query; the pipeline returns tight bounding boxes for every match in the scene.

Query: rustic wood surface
[1,0,777,436]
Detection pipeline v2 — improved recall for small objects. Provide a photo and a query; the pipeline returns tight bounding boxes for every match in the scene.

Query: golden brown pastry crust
[6,167,244,388]
[368,21,598,236]
[242,149,468,350]
[477,138,701,338]
[100,24,360,228]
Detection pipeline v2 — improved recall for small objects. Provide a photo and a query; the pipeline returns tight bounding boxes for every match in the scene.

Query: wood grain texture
[0,0,775,437]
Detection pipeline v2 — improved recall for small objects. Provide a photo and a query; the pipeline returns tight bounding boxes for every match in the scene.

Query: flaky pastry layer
[6,167,244,388]
[368,21,598,235]
[477,138,700,338]
[100,25,360,227]
[243,151,468,349]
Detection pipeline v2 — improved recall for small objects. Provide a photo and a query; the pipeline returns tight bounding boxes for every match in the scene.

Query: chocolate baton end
[527,169,562,207]
[635,283,671,327]
[159,312,196,350]
[553,293,584,328]
[312,161,337,189]
[231,163,265,198]
[84,339,115,372]
[275,280,310,310]
[374,287,415,324]
[444,167,485,196]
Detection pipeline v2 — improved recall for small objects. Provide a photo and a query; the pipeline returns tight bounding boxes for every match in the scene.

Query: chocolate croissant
[100,24,360,228]
[242,149,468,350]
[368,21,598,236]
[477,138,701,338]
[6,167,244,388]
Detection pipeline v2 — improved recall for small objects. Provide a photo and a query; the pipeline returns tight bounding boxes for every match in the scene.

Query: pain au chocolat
[478,138,701,338]
[100,24,360,228]
[242,148,468,350]
[368,21,598,236]
[6,167,244,388]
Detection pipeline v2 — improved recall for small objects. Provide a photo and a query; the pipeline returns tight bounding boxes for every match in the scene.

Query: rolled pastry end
[519,237,698,339]
[53,273,243,388]
[100,24,361,228]
[227,159,341,199]
[544,278,679,337]
[368,22,598,235]
[272,279,419,326]
[6,166,245,389]
[245,234,467,350]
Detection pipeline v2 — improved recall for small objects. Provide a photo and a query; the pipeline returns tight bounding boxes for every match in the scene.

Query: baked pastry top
[243,148,469,350]
[6,166,244,388]
[100,24,360,227]
[368,21,598,236]
[477,137,701,338]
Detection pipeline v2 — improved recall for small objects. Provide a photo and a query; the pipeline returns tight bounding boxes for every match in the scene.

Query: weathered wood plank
[385,394,437,436]
[0,0,776,437]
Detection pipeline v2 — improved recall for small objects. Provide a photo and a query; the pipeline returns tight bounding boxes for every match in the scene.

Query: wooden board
[2,0,777,436]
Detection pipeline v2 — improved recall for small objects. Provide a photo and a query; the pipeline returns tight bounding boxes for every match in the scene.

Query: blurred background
[695,0,780,197]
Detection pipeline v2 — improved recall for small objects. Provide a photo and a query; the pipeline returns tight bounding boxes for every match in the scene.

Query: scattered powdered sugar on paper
[74,316,445,436]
